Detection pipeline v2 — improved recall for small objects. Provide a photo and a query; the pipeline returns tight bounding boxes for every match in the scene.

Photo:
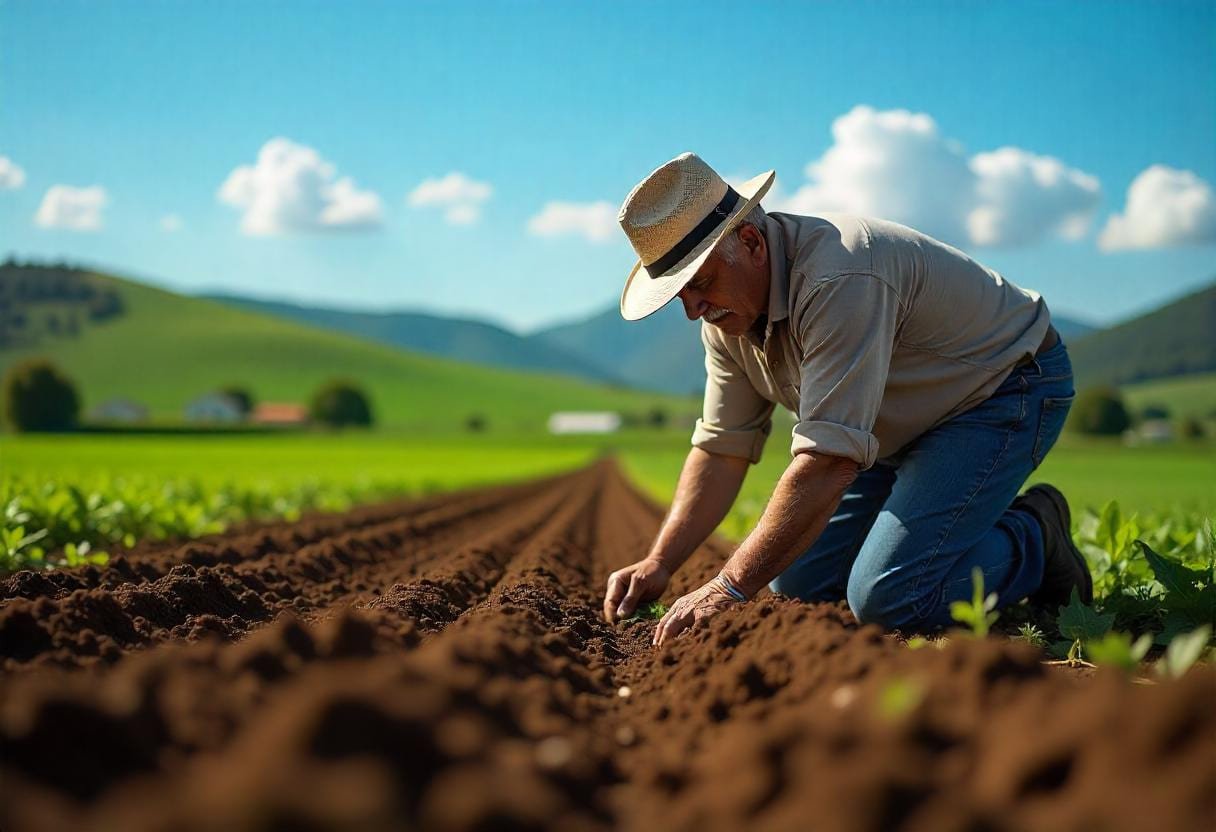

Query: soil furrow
[1,459,1212,832]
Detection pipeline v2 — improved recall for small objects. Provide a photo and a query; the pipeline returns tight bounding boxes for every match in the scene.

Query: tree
[1069,386,1131,436]
[1180,417,1207,440]
[2,358,80,432]
[646,406,669,429]
[219,386,255,417]
[309,379,373,428]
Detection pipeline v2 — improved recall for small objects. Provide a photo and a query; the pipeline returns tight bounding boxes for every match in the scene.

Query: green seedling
[949,567,999,637]
[1014,623,1047,650]
[1055,587,1115,664]
[1085,630,1152,673]
[627,600,668,621]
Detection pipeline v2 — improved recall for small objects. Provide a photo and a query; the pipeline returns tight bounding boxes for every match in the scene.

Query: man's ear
[739,223,767,265]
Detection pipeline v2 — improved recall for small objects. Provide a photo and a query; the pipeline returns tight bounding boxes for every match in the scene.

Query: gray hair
[715,205,767,267]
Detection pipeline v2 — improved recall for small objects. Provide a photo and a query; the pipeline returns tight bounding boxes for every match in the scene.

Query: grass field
[1122,372,1216,421]
[0,271,696,432]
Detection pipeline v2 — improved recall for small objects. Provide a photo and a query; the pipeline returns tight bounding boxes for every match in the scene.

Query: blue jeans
[769,339,1076,631]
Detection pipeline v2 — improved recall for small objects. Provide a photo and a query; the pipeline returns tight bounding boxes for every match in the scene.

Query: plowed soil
[2,460,1213,832]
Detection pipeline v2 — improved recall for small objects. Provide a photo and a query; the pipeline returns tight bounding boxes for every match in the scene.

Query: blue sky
[2,0,1214,332]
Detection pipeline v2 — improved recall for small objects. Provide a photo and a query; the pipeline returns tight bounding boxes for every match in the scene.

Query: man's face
[676,223,769,337]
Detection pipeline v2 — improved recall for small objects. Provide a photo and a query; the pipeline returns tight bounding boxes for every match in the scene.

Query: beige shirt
[691,212,1052,469]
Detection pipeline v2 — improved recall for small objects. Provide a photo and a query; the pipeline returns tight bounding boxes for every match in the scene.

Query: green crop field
[0,271,697,433]
[0,430,681,570]
[4,429,1212,664]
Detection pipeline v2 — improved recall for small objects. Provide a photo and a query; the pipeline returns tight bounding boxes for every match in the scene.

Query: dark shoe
[1013,484,1093,610]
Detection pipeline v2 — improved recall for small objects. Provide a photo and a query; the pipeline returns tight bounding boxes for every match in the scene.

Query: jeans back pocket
[1032,394,1075,469]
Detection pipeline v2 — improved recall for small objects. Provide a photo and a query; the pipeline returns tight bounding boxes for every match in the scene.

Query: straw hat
[618,152,775,321]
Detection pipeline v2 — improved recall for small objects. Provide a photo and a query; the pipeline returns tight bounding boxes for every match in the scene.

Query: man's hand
[603,558,672,623]
[652,578,742,646]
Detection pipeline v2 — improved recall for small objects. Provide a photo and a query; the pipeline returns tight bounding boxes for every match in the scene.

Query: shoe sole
[1024,484,1094,604]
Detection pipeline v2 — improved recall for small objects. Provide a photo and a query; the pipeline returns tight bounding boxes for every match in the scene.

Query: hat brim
[619,169,775,322]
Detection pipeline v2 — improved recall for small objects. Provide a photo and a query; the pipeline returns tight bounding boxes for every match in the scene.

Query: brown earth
[1,459,1213,832]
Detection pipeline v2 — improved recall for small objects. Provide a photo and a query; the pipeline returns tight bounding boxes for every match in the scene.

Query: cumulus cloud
[1098,165,1216,251]
[0,155,25,190]
[217,138,383,236]
[159,213,183,232]
[968,148,1101,246]
[527,201,618,243]
[34,185,108,231]
[407,172,493,225]
[772,105,1101,248]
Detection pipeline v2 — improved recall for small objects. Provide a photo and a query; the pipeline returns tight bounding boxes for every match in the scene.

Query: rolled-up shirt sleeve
[691,322,776,463]
[790,273,901,469]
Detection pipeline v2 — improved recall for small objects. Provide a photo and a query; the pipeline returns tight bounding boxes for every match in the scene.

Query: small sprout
[949,567,999,637]
[628,600,668,621]
[876,677,925,721]
[904,636,929,650]
[1015,623,1047,650]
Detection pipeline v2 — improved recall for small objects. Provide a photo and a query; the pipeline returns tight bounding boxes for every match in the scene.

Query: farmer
[602,152,1093,646]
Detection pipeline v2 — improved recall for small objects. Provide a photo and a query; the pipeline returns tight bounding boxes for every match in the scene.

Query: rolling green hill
[0,265,697,432]
[1069,281,1216,388]
[202,292,623,385]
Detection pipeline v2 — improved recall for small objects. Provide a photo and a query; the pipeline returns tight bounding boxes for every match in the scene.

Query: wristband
[712,572,749,603]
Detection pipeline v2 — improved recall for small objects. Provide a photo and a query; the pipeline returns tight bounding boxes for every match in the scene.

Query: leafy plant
[950,567,999,637]
[1136,540,1215,643]
[1055,587,1115,664]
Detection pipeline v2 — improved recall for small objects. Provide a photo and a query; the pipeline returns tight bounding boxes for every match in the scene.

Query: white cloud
[0,155,26,190]
[771,105,1101,248]
[968,147,1101,246]
[407,172,492,225]
[1098,165,1216,252]
[217,138,383,236]
[34,185,108,231]
[159,213,183,232]
[527,201,618,243]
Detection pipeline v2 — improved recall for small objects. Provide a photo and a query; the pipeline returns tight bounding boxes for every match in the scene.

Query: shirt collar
[744,214,791,349]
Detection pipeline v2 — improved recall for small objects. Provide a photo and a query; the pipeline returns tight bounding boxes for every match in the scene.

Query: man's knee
[846,572,925,630]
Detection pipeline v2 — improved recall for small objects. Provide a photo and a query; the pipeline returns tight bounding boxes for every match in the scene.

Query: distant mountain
[1067,281,1216,388]
[528,303,707,397]
[1051,315,1098,343]
[201,293,621,385]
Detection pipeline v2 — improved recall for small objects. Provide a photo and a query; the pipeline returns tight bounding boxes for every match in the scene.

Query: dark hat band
[644,187,741,279]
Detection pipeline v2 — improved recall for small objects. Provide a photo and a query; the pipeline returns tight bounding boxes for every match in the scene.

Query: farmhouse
[547,411,621,435]
[184,392,244,423]
[253,402,309,427]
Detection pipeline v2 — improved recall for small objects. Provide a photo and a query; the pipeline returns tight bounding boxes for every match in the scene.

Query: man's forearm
[646,447,749,572]
[720,452,859,597]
